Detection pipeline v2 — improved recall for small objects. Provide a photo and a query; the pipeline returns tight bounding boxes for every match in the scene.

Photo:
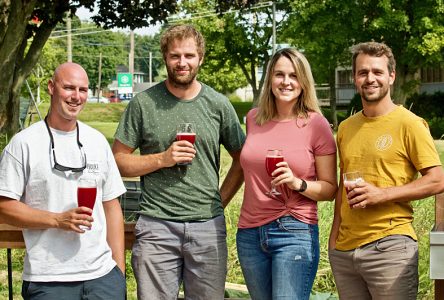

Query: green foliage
[199,59,248,95]
[346,93,363,116]
[176,0,251,95]
[406,92,444,139]
[134,34,163,81]
[1,0,259,135]
[179,0,289,103]
[427,118,444,140]
[406,92,444,119]
[321,108,347,126]
[25,39,66,104]
[282,0,444,106]
[230,101,254,123]
[50,21,129,93]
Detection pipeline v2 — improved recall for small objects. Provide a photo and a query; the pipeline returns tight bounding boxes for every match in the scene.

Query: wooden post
[436,192,444,300]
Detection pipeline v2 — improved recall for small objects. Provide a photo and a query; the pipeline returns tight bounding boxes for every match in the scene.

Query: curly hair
[351,42,396,75]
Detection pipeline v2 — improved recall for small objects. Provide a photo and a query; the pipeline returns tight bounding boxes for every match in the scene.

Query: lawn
[0,103,442,299]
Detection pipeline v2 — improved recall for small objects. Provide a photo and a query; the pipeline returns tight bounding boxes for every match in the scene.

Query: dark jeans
[22,266,126,300]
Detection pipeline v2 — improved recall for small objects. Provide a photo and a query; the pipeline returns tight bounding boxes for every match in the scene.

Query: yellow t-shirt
[336,105,441,251]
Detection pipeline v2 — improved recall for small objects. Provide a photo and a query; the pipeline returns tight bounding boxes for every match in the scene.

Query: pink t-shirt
[238,108,336,228]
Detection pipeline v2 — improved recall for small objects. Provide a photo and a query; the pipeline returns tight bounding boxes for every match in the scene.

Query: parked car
[108,95,120,103]
[87,96,109,103]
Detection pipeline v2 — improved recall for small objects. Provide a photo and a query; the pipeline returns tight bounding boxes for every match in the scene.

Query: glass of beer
[77,178,97,229]
[343,171,364,207]
[176,123,196,165]
[265,149,284,196]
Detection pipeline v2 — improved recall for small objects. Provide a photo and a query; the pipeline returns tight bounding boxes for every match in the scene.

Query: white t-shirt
[0,121,126,282]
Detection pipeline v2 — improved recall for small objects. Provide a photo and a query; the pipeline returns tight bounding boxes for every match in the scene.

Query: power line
[167,1,273,22]
[51,26,98,34]
[71,54,162,59]
[49,29,113,39]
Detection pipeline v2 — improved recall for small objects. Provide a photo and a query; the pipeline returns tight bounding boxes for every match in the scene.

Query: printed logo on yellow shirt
[375,134,393,151]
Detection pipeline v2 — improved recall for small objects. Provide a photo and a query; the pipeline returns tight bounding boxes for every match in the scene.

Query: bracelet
[298,179,307,192]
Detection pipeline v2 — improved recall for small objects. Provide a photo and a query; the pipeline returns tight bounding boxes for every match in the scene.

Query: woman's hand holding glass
[272,161,305,192]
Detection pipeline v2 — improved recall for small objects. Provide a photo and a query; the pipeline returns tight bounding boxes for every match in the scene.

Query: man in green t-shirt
[113,24,245,300]
[329,42,444,299]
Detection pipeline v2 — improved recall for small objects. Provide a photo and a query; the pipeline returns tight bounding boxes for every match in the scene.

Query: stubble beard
[361,84,390,103]
[167,66,199,89]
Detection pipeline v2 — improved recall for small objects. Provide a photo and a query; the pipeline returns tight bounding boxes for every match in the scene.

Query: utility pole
[129,31,134,79]
[67,16,72,62]
[149,52,152,84]
[97,52,102,99]
[129,30,135,97]
[272,1,276,54]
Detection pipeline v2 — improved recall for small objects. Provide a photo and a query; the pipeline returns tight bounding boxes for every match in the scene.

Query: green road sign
[117,73,133,93]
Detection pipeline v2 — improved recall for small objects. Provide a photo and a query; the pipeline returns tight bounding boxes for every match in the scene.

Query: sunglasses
[44,116,87,173]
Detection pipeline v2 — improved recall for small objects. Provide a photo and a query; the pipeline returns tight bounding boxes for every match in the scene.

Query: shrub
[406,92,444,120]
[347,93,362,116]
[230,101,254,124]
[321,108,348,126]
[428,117,444,139]
[406,92,444,139]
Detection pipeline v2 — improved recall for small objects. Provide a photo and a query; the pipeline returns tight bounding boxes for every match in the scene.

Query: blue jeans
[236,216,319,300]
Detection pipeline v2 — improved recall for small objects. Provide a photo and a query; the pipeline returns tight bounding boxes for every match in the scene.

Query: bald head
[47,62,89,130]
[52,62,89,84]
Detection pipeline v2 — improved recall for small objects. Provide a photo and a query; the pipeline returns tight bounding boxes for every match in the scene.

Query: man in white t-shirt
[0,62,127,300]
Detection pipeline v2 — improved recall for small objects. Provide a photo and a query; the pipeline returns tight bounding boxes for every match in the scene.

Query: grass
[1,103,443,299]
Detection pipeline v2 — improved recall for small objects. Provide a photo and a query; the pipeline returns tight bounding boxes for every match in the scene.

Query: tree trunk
[0,0,55,136]
[0,1,36,135]
[392,65,421,105]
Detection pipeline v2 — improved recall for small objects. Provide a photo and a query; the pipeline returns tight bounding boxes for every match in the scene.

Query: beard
[360,83,390,103]
[166,65,199,89]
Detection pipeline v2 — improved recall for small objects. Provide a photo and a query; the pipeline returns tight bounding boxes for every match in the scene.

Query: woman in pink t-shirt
[237,48,338,300]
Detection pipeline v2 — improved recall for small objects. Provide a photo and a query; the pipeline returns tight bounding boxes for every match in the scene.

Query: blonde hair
[255,48,321,125]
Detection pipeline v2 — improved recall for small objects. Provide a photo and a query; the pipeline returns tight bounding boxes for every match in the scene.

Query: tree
[24,38,66,106]
[134,33,163,83]
[281,1,362,129]
[0,0,259,136]
[179,0,290,103]
[283,0,444,114]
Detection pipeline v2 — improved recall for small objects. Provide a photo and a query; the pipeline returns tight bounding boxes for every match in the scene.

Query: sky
[76,6,161,36]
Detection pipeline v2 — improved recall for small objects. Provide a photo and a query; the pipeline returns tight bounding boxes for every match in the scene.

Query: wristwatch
[298,179,307,192]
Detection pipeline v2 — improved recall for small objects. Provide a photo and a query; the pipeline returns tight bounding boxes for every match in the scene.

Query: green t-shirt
[115,81,245,221]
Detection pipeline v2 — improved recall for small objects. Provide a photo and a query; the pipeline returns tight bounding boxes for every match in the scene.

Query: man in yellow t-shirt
[329,41,444,300]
